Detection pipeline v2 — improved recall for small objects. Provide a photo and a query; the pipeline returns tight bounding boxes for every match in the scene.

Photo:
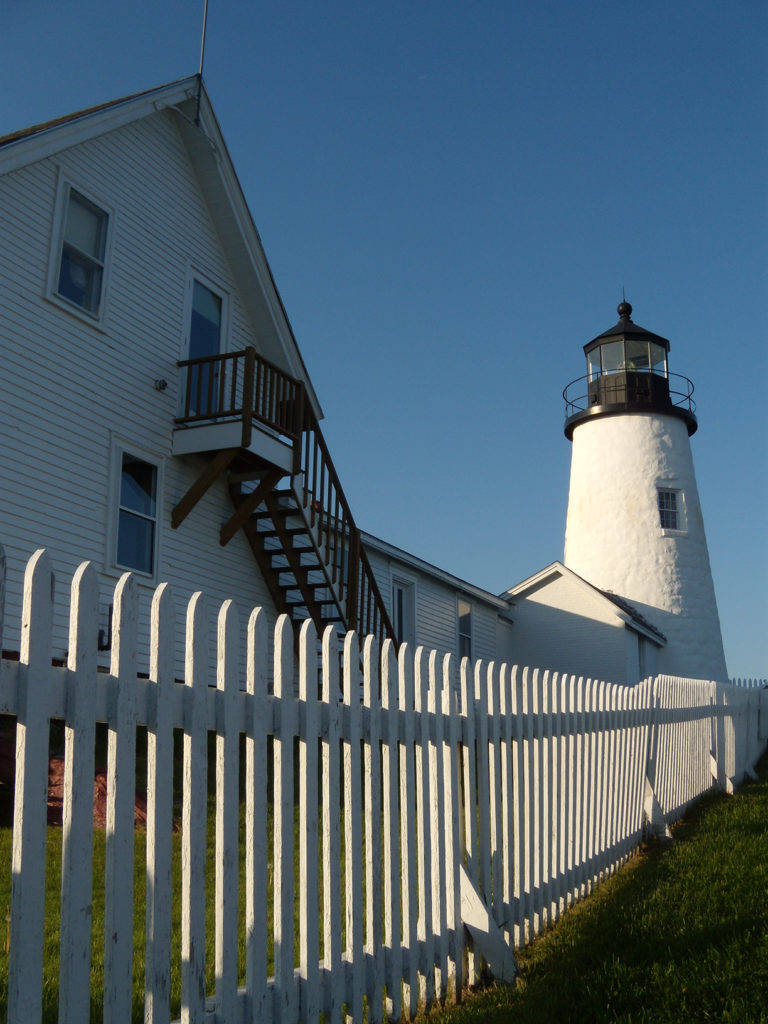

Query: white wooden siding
[0,108,278,674]
[364,546,503,665]
[509,575,630,683]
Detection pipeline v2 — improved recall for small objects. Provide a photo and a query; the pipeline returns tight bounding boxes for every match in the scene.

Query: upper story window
[657,488,683,532]
[458,598,472,662]
[50,180,112,320]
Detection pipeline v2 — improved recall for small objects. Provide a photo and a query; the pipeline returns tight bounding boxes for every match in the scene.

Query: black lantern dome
[563,302,697,439]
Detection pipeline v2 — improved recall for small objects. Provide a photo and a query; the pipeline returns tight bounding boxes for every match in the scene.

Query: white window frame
[457,596,473,663]
[657,485,687,535]
[391,572,417,647]
[107,438,164,582]
[47,171,114,325]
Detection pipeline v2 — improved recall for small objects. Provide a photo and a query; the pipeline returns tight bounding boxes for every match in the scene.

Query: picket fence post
[215,600,240,1021]
[181,591,208,1024]
[381,637,402,1021]
[414,645,434,1007]
[145,581,175,1024]
[274,614,296,1020]
[244,606,269,1021]
[428,649,447,1002]
[299,618,321,1023]
[343,631,365,1022]
[322,624,343,1022]
[59,562,99,1024]
[363,634,384,1023]
[9,549,54,1024]
[398,643,419,1019]
[460,655,478,979]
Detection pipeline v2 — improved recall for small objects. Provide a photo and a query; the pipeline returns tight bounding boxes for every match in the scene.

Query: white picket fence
[0,546,766,1023]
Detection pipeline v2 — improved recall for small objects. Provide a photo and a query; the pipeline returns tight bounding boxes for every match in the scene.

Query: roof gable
[0,76,322,418]
[504,561,666,645]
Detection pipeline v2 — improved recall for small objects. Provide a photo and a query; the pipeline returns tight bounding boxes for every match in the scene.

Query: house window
[657,488,680,531]
[458,598,472,661]
[116,453,158,576]
[54,186,110,316]
[392,577,415,646]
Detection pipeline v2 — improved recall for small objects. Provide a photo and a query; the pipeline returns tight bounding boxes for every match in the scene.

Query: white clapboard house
[0,76,514,678]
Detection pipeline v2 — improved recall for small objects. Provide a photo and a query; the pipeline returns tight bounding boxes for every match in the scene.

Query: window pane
[190,281,222,360]
[458,599,471,632]
[393,586,404,637]
[600,341,624,374]
[625,340,650,371]
[120,455,157,516]
[117,509,154,574]
[587,349,601,381]
[650,343,667,376]
[65,191,107,259]
[392,581,415,645]
[458,598,472,660]
[58,247,102,311]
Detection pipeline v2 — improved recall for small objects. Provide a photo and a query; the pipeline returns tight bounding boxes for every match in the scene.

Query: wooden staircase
[173,347,396,648]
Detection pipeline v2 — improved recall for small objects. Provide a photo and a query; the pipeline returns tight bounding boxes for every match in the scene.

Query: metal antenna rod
[195,0,210,125]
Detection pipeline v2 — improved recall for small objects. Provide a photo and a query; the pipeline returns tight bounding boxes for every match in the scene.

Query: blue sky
[3,1,766,677]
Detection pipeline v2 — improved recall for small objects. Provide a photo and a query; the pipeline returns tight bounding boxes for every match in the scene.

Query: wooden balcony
[174,347,305,472]
[172,347,396,648]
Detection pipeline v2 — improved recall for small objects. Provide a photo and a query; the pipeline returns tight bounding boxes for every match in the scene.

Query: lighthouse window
[657,489,679,531]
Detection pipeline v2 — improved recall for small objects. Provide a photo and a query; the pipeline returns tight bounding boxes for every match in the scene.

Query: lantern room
[563,301,697,439]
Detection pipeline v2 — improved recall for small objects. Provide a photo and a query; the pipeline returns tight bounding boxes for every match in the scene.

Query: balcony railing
[176,348,305,449]
[563,369,696,420]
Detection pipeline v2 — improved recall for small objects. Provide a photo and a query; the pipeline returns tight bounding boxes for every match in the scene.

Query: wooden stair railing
[174,346,396,649]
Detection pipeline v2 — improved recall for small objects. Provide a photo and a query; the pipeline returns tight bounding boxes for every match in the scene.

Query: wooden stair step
[255,526,308,538]
[278,579,329,591]
[285,596,339,609]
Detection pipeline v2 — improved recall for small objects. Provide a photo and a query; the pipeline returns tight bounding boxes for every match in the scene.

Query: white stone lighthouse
[562,302,728,682]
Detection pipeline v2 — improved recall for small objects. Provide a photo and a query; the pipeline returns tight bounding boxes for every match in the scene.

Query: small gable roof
[0,75,322,419]
[503,561,666,645]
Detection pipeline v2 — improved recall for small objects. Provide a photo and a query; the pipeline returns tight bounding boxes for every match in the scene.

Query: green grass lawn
[422,751,768,1024]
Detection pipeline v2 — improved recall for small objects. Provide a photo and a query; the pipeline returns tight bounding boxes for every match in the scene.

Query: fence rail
[1,546,766,1023]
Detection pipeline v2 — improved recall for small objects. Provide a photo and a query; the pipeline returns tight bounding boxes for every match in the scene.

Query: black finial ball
[617,300,633,319]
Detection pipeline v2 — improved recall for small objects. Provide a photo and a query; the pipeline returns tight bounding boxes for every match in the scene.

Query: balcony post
[241,347,255,448]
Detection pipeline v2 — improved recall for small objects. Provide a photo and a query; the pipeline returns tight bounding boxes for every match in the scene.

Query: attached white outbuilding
[503,562,665,685]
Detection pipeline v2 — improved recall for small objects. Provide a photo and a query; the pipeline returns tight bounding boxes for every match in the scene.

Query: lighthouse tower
[562,302,728,682]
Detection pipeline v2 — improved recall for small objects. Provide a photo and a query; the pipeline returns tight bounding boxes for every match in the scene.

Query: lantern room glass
[650,342,667,376]
[625,339,650,371]
[600,341,624,374]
